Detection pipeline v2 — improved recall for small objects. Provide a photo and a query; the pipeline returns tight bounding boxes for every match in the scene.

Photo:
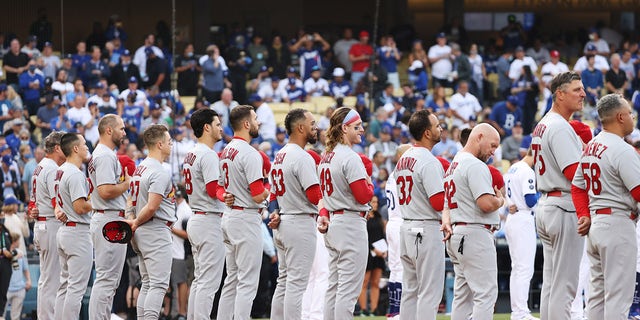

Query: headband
[342,109,361,126]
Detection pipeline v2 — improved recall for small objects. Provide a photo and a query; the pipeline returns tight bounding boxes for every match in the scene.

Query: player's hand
[494,186,506,207]
[440,222,453,242]
[55,206,68,224]
[267,212,280,229]
[122,166,131,185]
[27,201,39,219]
[25,279,32,291]
[126,219,139,233]
[577,216,591,236]
[223,192,235,207]
[317,215,330,234]
[508,204,517,214]
[270,255,278,264]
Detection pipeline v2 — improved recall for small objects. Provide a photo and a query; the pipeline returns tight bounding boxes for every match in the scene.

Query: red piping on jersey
[350,179,374,204]
[571,184,590,220]
[563,162,579,182]
[232,136,247,142]
[429,192,445,212]
[206,181,218,199]
[249,179,266,197]
[305,184,321,205]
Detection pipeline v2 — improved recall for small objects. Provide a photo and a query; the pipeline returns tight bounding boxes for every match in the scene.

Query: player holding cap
[127,124,177,319]
[216,105,270,320]
[29,131,66,320]
[442,123,505,320]
[572,94,640,319]
[88,114,131,319]
[183,108,226,319]
[503,148,539,320]
[54,133,93,319]
[317,107,374,320]
[531,71,585,319]
[384,143,410,320]
[395,110,445,319]
[269,108,321,319]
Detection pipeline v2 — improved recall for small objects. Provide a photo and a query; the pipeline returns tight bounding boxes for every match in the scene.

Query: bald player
[316,107,374,320]
[88,114,131,319]
[395,110,445,319]
[29,131,66,320]
[384,143,410,319]
[216,105,270,320]
[503,148,539,320]
[128,124,177,319]
[572,94,640,319]
[54,133,93,320]
[269,108,321,320]
[531,71,585,319]
[184,108,226,319]
[442,123,505,320]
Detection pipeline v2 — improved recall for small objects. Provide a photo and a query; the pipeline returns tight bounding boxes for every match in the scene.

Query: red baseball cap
[358,153,373,176]
[359,30,369,38]
[259,151,271,173]
[117,155,136,176]
[550,50,560,58]
[436,156,450,172]
[569,120,592,144]
[488,165,505,190]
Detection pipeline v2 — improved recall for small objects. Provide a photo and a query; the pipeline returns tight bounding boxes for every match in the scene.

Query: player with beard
[87,114,131,320]
[216,105,270,320]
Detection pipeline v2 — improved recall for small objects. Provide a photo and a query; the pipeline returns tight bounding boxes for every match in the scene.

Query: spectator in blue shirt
[72,41,91,84]
[581,54,604,106]
[283,77,306,103]
[488,95,523,137]
[50,103,73,132]
[289,33,331,80]
[377,35,401,89]
[5,233,31,320]
[18,60,44,116]
[329,67,352,98]
[408,60,428,95]
[432,123,461,162]
[35,94,59,138]
[0,84,13,131]
[122,94,145,144]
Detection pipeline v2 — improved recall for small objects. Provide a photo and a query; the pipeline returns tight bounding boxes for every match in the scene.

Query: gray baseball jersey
[317,144,369,212]
[271,143,319,214]
[131,157,177,222]
[443,151,499,225]
[572,131,640,214]
[531,112,582,199]
[55,162,91,224]
[504,161,537,211]
[88,143,126,210]
[219,138,265,209]
[182,142,226,213]
[395,146,444,220]
[31,158,59,217]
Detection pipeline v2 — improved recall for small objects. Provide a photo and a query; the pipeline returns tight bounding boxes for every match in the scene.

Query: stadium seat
[343,96,357,107]
[269,102,291,114]
[180,96,196,113]
[311,96,336,114]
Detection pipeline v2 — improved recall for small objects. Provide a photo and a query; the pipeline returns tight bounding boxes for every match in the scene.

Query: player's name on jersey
[395,157,417,172]
[443,161,458,178]
[320,152,335,164]
[220,147,239,161]
[274,152,286,165]
[183,152,196,166]
[582,141,607,159]
[532,123,547,138]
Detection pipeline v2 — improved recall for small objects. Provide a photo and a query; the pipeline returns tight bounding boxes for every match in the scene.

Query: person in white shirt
[118,77,149,108]
[132,34,164,80]
[583,28,610,57]
[258,77,284,103]
[509,46,538,81]
[41,42,61,80]
[170,127,196,184]
[427,32,453,87]
[277,67,304,94]
[51,69,74,104]
[249,94,276,142]
[573,44,610,74]
[211,88,239,129]
[540,50,569,86]
[333,28,359,72]
[303,65,329,97]
[449,80,482,129]
[526,38,551,67]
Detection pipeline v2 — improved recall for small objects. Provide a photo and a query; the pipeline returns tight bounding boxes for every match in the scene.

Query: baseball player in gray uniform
[269,108,321,320]
[183,108,226,320]
[217,105,269,320]
[88,114,131,320]
[531,71,585,320]
[28,131,66,320]
[54,133,94,320]
[385,144,411,320]
[503,148,539,320]
[395,110,445,320]
[441,123,505,320]
[127,124,177,319]
[572,94,640,319]
[316,107,374,320]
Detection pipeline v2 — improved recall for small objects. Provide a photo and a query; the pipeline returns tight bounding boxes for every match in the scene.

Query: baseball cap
[550,50,560,58]
[436,156,450,172]
[276,127,286,135]
[287,66,296,74]
[44,41,52,47]
[356,96,366,106]
[358,154,373,176]
[515,46,524,52]
[436,32,446,39]
[149,101,160,111]
[507,95,519,105]
[259,65,269,73]
[64,53,73,59]
[381,123,393,134]
[122,49,131,56]
[333,67,345,77]
[0,145,9,153]
[27,35,37,42]
[359,30,370,38]
[12,119,24,126]
[392,96,403,105]
[0,84,7,92]
[514,121,522,127]
[408,60,424,71]
[144,47,154,56]
[88,101,98,106]
[586,44,597,51]
[102,220,133,244]
[128,76,138,83]
[569,120,593,144]
[589,27,599,35]
[3,196,21,206]
[311,65,321,72]
[94,82,105,89]
[270,76,280,82]
[489,166,505,189]
[248,93,262,103]
[2,155,13,166]
[45,77,53,86]
[259,151,271,173]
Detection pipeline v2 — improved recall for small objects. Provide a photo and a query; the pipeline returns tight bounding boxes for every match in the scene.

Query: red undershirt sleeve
[631,185,640,203]
[305,184,322,205]
[249,179,266,197]
[349,179,374,204]
[571,184,590,220]
[206,181,218,199]
[563,162,579,182]
[216,185,226,202]
[429,191,445,212]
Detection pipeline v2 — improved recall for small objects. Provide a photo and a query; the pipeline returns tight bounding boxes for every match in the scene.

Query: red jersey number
[221,163,230,189]
[444,180,458,209]
[396,175,414,205]
[183,168,193,195]
[531,143,546,176]
[581,163,602,195]
[271,169,285,196]
[319,168,334,196]
[130,181,140,206]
